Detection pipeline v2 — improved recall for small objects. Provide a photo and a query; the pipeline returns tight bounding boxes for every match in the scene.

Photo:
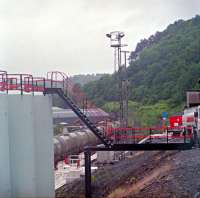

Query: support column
[84,150,91,198]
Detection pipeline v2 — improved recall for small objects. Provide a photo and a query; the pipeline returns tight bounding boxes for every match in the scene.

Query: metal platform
[83,140,193,198]
[85,143,193,151]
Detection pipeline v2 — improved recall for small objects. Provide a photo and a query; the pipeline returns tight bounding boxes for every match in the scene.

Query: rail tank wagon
[54,130,99,165]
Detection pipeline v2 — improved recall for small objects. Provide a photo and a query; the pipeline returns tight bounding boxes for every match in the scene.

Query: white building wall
[8,95,37,198]
[33,96,54,197]
[0,95,11,197]
[0,94,54,198]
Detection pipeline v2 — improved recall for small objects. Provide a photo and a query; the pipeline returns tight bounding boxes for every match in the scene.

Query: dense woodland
[82,15,200,126]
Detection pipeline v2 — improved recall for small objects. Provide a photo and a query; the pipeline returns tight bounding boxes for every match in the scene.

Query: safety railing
[1,70,108,120]
[4,74,33,94]
[0,72,65,94]
[0,70,7,91]
[106,126,193,144]
[0,70,109,127]
[47,71,105,116]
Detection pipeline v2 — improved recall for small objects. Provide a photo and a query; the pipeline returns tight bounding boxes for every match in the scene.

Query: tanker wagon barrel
[54,130,100,167]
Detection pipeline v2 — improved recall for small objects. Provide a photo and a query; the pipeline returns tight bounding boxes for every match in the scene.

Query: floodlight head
[106,31,125,47]
[106,34,111,38]
[119,32,125,38]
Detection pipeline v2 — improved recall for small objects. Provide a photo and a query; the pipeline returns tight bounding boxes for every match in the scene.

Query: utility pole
[121,50,131,128]
[106,31,129,128]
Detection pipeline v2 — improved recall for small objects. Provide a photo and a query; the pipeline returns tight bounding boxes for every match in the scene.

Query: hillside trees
[83,15,200,126]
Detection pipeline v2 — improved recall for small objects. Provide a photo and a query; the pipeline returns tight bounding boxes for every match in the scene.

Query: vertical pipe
[184,127,186,143]
[32,77,34,96]
[167,127,168,144]
[114,48,117,73]
[43,78,45,96]
[191,127,194,145]
[27,77,29,92]
[6,73,8,94]
[43,78,45,89]
[84,150,91,198]
[55,72,57,88]
[149,128,152,143]
[51,72,53,88]
[125,51,128,128]
[118,47,120,69]
[20,74,23,95]
[119,47,121,68]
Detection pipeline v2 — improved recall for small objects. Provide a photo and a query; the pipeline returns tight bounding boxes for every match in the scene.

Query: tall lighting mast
[106,31,128,127]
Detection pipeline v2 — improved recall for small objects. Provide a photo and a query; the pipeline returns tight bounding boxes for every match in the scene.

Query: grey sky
[1,0,200,76]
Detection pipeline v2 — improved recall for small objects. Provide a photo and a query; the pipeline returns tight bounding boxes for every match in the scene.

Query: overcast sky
[0,0,200,76]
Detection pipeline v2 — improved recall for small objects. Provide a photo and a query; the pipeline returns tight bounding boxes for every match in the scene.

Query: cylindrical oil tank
[76,132,87,150]
[54,138,61,157]
[54,130,100,165]
[68,132,79,153]
[86,130,99,145]
[57,135,71,155]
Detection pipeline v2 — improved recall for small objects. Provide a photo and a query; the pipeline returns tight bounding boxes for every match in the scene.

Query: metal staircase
[44,88,112,147]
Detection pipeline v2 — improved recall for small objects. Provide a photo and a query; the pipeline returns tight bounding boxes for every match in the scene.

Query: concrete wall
[33,96,54,197]
[0,95,11,197]
[0,94,54,198]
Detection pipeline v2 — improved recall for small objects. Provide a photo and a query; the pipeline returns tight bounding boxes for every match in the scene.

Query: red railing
[0,70,7,91]
[106,126,193,143]
[48,71,106,117]
[0,72,65,94]
[0,70,110,126]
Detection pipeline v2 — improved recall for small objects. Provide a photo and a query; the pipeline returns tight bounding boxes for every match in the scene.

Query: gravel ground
[129,148,200,198]
[56,151,174,198]
[56,148,200,198]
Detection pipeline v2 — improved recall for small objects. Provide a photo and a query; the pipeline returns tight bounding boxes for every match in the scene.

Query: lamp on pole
[106,31,128,128]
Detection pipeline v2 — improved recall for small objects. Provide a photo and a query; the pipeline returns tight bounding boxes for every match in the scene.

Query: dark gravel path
[129,148,200,198]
